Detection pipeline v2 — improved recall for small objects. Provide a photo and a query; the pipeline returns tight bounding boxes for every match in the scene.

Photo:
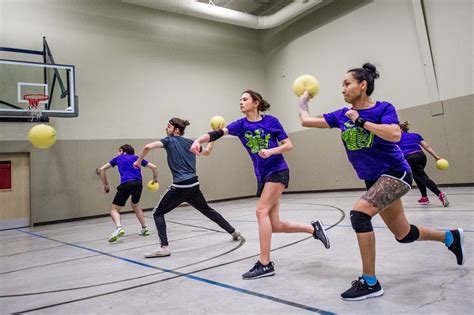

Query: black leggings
[152,185,235,246]
[405,151,441,197]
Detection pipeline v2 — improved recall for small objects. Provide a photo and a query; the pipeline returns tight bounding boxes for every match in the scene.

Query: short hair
[119,144,134,154]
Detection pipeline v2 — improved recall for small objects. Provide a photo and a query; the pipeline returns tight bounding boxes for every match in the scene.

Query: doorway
[0,153,30,230]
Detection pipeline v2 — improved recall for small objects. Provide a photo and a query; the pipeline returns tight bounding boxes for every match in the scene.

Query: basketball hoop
[24,94,48,120]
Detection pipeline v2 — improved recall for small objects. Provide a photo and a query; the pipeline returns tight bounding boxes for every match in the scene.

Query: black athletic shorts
[113,180,143,207]
[256,169,290,197]
[364,170,413,190]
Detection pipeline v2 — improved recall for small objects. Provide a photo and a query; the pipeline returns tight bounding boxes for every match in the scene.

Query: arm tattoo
[361,176,410,211]
[299,99,309,118]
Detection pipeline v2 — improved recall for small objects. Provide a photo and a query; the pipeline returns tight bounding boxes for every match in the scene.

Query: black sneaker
[341,277,384,301]
[312,220,330,249]
[242,261,275,280]
[448,228,465,265]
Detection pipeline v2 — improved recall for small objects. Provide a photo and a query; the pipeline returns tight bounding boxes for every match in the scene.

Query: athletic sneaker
[231,231,241,241]
[418,197,430,204]
[439,192,449,207]
[140,227,151,236]
[341,277,384,301]
[108,228,125,243]
[448,228,465,265]
[242,261,275,279]
[312,220,330,249]
[144,247,171,258]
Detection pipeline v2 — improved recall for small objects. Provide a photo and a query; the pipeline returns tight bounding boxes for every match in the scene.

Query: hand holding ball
[436,159,449,170]
[210,115,226,130]
[147,180,159,192]
[292,75,320,97]
[28,124,57,149]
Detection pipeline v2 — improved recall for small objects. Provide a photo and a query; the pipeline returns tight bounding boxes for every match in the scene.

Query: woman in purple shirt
[191,90,330,280]
[297,63,464,301]
[398,121,448,206]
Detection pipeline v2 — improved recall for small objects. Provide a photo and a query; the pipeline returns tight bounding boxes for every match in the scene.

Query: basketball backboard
[0,59,77,118]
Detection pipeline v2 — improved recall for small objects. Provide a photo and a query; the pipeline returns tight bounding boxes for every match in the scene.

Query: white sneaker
[108,228,125,243]
[144,247,171,258]
[140,227,151,236]
[439,192,449,207]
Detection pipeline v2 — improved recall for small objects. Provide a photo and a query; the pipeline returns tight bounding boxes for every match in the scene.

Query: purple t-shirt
[109,154,148,185]
[226,115,289,182]
[398,132,424,156]
[323,101,410,181]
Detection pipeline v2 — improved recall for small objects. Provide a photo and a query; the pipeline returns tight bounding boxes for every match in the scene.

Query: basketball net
[24,94,49,120]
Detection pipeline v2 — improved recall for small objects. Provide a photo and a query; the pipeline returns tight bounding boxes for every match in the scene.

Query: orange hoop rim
[24,94,49,108]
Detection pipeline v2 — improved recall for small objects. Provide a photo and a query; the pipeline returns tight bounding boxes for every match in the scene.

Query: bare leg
[352,199,378,276]
[256,182,284,265]
[417,226,445,242]
[353,175,412,276]
[379,199,410,239]
[110,204,122,227]
[268,196,313,234]
[379,199,445,242]
[131,203,146,227]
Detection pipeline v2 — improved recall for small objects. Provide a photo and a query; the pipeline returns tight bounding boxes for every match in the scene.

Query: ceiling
[121,0,328,29]
[196,0,294,16]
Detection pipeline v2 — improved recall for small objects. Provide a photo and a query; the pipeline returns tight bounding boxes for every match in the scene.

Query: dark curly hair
[119,144,134,155]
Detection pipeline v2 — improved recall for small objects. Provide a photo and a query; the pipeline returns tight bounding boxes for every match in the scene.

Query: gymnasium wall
[262,0,472,131]
[261,0,473,189]
[0,0,472,224]
[0,0,266,140]
[284,95,474,193]
[0,0,262,223]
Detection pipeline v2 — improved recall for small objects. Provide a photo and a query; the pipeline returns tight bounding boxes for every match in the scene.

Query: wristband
[355,117,366,128]
[208,129,224,142]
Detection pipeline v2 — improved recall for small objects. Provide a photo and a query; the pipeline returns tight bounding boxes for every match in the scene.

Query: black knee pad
[350,210,373,233]
[396,224,419,243]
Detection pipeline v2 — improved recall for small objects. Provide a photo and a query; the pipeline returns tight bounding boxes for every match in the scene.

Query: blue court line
[17,229,334,314]
[332,224,474,233]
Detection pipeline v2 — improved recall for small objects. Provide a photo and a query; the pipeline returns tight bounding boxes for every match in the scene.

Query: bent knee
[256,207,270,220]
[153,209,165,218]
[353,199,378,214]
[350,210,373,233]
[395,225,419,243]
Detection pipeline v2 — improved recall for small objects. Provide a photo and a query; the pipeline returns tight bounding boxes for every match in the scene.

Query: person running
[297,63,464,300]
[398,121,449,206]
[191,90,330,280]
[134,118,241,258]
[99,144,157,243]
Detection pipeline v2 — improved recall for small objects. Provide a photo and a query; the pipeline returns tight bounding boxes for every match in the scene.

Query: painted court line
[17,229,334,314]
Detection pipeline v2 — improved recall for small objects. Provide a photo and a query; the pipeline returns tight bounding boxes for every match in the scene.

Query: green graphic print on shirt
[341,120,374,151]
[244,129,271,153]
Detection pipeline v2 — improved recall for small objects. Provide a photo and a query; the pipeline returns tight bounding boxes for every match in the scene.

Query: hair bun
[362,63,380,79]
